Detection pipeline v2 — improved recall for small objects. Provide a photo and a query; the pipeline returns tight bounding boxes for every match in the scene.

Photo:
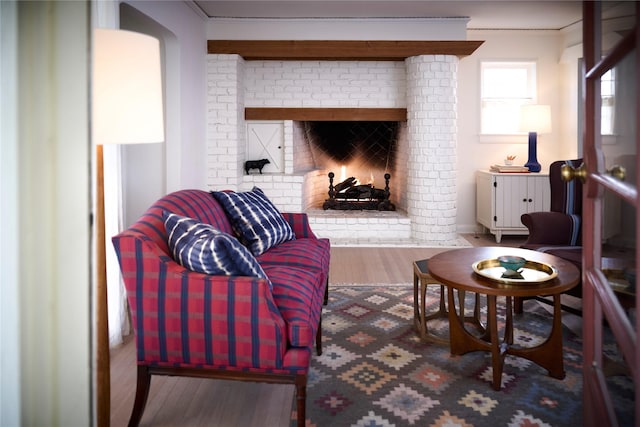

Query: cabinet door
[495,175,529,228]
[476,172,493,228]
[527,175,551,213]
[246,121,283,173]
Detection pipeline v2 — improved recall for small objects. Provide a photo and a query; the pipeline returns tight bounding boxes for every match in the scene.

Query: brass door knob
[561,162,587,182]
[561,162,626,182]
[607,165,626,181]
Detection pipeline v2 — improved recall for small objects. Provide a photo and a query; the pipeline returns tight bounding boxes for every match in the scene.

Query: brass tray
[472,258,558,285]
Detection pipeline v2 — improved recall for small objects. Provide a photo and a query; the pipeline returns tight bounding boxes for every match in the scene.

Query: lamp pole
[96,144,110,426]
[93,28,164,427]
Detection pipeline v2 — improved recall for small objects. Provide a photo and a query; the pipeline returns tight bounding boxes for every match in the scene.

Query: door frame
[581,2,639,425]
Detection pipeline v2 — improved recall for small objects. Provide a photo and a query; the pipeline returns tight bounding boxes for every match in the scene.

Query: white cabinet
[476,170,550,243]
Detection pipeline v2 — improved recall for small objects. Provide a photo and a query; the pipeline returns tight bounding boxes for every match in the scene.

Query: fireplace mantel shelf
[245,107,406,121]
[208,40,484,61]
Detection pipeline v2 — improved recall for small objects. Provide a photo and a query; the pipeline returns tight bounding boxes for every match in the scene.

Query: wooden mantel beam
[208,40,484,61]
[245,107,407,121]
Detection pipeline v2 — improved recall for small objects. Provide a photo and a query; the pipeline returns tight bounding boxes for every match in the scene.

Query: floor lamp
[519,104,552,173]
[92,28,164,426]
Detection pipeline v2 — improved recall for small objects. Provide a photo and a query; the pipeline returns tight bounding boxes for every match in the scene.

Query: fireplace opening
[304,121,398,169]
[301,120,403,209]
[323,171,396,211]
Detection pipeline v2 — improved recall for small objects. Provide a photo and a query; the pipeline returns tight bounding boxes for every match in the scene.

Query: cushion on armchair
[163,211,270,283]
[211,187,295,256]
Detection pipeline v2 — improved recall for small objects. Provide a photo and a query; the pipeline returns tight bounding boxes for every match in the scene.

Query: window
[601,68,615,135]
[481,61,536,135]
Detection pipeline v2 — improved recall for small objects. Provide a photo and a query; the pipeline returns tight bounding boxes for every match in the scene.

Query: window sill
[479,134,528,144]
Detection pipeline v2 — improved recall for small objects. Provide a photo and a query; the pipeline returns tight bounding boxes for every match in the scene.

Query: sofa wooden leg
[324,279,329,305]
[295,374,307,427]
[128,365,151,427]
[316,317,322,356]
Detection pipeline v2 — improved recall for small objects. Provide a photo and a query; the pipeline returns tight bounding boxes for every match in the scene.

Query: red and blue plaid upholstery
[263,264,326,347]
[112,189,330,374]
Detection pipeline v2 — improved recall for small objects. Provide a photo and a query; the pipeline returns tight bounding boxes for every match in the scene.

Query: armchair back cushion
[521,159,583,247]
[549,158,583,245]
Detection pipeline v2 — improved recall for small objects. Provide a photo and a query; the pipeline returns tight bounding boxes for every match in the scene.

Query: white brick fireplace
[206,54,461,245]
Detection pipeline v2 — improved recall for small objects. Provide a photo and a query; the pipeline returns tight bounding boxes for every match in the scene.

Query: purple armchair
[517,159,584,314]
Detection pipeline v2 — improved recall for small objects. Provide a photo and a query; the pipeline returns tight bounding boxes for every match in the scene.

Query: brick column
[405,55,458,242]
[206,54,245,190]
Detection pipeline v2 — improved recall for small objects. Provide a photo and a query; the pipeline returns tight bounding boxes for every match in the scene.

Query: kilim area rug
[290,285,634,427]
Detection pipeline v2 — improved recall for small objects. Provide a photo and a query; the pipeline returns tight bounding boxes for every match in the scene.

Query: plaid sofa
[112,189,330,427]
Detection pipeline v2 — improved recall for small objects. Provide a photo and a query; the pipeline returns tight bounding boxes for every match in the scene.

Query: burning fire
[339,165,375,186]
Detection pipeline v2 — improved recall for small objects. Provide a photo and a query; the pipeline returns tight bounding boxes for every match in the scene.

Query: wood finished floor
[111,233,575,426]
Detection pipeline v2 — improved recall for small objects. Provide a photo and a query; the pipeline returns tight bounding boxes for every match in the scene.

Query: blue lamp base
[524,131,541,172]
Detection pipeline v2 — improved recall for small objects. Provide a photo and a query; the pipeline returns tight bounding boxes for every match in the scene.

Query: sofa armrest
[112,233,288,370]
[521,211,581,245]
[281,212,318,239]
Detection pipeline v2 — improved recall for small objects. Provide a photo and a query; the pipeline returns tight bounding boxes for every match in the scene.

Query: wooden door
[581,2,638,425]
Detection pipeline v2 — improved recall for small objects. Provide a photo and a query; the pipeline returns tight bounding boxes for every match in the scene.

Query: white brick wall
[206,54,459,243]
[240,174,305,212]
[207,54,246,190]
[244,61,406,108]
[405,55,458,242]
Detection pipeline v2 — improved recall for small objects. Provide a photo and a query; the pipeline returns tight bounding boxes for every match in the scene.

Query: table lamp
[92,28,164,426]
[519,104,551,173]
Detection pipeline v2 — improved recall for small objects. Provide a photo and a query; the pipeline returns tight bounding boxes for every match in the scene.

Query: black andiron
[323,172,396,211]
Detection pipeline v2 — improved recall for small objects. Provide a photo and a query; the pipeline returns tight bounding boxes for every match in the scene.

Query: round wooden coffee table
[413,259,483,344]
[427,246,580,390]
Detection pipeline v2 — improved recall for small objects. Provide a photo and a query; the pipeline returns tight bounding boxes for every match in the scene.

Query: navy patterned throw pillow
[211,187,295,256]
[163,211,270,284]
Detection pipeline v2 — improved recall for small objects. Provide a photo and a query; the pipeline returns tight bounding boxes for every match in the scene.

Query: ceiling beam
[208,40,484,60]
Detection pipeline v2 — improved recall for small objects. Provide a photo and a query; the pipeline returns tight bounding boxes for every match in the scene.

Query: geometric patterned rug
[290,285,635,427]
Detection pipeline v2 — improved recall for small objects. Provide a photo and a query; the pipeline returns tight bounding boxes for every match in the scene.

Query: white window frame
[480,61,537,142]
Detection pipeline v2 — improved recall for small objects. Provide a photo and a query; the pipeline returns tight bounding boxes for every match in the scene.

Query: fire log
[334,177,357,193]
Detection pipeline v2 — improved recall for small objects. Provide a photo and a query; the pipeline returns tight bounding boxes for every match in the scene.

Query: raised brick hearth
[206,54,459,244]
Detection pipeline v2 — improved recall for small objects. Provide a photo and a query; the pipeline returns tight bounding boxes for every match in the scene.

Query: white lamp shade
[93,28,164,145]
[519,104,552,134]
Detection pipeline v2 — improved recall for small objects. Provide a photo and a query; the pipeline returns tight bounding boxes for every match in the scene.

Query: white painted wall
[121,0,208,226]
[457,29,571,233]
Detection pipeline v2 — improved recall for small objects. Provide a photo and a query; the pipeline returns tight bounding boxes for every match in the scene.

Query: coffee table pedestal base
[447,289,566,390]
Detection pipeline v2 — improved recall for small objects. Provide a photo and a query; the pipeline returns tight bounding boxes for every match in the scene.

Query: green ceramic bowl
[497,255,526,272]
